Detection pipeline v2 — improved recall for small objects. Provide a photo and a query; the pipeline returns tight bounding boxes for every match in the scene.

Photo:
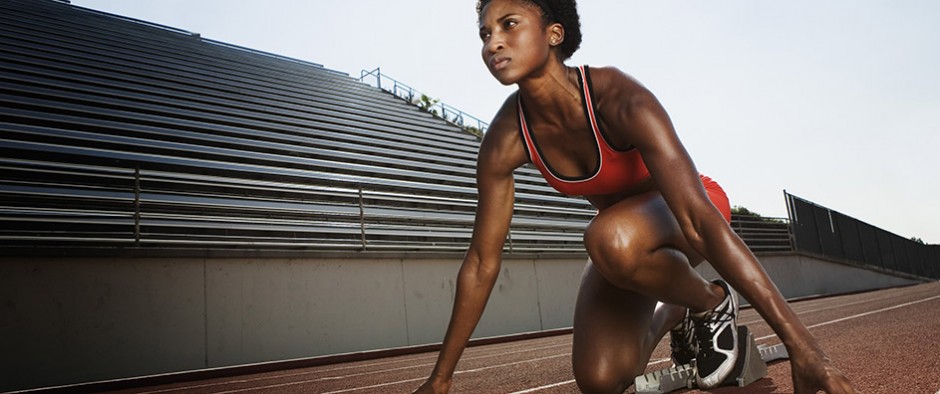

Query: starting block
[635,325,789,394]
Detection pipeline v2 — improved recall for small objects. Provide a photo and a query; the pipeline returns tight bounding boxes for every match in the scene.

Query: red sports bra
[518,65,651,196]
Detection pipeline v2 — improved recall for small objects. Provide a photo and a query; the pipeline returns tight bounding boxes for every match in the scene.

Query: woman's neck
[517,61,582,124]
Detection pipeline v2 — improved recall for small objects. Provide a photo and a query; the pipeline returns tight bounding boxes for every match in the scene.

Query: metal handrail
[360,67,489,134]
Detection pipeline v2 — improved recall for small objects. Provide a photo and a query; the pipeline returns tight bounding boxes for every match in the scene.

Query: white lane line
[507,357,671,394]
[756,293,940,342]
[319,353,571,394]
[317,377,428,394]
[740,295,898,326]
[318,343,568,381]
[510,379,575,393]
[204,352,575,394]
[512,291,940,394]
[459,353,568,374]
[137,342,570,393]
[152,334,570,394]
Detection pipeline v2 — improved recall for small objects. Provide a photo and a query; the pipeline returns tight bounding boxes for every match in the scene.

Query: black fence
[786,192,939,279]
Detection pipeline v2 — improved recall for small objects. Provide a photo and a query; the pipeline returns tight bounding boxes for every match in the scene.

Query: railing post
[360,67,382,90]
[507,230,513,254]
[361,68,490,131]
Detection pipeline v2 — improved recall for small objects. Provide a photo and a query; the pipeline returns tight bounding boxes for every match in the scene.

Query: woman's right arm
[416,96,528,393]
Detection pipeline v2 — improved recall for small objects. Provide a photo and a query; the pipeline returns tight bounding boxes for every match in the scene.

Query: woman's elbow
[675,209,722,250]
[462,247,502,282]
[679,220,708,251]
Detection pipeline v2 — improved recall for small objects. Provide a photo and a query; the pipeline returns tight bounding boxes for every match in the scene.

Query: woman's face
[478,0,555,85]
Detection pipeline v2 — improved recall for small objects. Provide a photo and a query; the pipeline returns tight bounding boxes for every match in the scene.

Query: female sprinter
[416,0,855,393]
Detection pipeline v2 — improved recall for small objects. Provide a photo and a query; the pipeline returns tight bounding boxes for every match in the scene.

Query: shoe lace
[670,317,696,353]
[692,307,735,356]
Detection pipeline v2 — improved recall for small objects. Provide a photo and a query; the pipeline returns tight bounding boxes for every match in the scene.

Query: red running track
[101,282,940,394]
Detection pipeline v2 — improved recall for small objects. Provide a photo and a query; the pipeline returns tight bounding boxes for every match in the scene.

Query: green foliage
[731,205,784,223]
[414,94,440,116]
[731,205,760,216]
[410,93,484,140]
[463,125,483,140]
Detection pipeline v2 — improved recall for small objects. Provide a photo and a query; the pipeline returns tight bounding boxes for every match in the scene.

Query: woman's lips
[491,56,510,71]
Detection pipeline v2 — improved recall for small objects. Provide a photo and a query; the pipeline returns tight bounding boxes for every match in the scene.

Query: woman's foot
[668,309,697,366]
[690,279,739,389]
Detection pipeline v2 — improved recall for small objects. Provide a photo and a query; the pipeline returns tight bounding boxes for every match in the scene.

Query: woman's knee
[583,212,646,280]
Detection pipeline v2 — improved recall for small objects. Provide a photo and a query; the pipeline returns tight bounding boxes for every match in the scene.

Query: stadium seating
[0,0,593,254]
[0,0,793,256]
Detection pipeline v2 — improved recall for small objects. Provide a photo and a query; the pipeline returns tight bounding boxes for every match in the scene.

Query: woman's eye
[479,31,491,41]
[503,20,517,29]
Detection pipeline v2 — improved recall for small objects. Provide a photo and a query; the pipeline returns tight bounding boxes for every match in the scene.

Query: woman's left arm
[593,67,855,394]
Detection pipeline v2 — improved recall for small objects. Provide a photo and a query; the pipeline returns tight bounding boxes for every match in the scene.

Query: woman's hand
[412,377,451,394]
[789,344,856,394]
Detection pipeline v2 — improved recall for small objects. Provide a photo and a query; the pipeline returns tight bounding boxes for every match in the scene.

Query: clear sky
[71,0,940,244]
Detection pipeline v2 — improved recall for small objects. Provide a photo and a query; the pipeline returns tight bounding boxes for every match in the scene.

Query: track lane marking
[135,342,570,393]
[740,294,913,326]
[507,357,671,394]
[318,353,571,394]
[756,293,940,342]
[510,379,575,393]
[512,290,940,393]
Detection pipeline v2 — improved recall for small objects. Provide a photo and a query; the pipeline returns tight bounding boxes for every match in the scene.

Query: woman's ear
[549,22,565,46]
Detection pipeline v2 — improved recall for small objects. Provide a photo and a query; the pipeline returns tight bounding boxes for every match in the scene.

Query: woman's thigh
[584,191,704,279]
[572,192,706,392]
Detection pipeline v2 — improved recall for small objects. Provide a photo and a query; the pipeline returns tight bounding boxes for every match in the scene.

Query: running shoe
[690,279,739,389]
[668,309,697,366]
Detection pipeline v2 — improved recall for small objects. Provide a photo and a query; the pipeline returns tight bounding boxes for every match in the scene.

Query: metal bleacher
[0,0,595,255]
[0,0,790,257]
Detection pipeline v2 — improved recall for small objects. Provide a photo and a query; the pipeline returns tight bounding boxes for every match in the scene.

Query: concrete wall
[0,256,585,391]
[694,252,922,305]
[0,252,923,391]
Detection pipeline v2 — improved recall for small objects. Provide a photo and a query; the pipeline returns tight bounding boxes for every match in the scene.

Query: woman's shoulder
[482,91,521,142]
[478,91,528,171]
[582,65,670,137]
[585,65,652,101]
[584,65,662,119]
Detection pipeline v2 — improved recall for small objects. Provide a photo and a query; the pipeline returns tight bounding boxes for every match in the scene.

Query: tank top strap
[576,65,607,150]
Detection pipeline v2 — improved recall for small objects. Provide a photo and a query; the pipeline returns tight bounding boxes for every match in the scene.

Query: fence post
[783,190,796,251]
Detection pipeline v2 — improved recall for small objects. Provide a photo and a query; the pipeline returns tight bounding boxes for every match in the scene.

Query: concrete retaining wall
[0,252,923,391]
[693,252,922,305]
[0,256,585,391]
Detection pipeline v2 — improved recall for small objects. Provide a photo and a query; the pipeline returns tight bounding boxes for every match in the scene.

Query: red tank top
[518,65,651,196]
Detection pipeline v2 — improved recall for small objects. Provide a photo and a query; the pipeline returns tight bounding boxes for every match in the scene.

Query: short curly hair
[476,0,582,60]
